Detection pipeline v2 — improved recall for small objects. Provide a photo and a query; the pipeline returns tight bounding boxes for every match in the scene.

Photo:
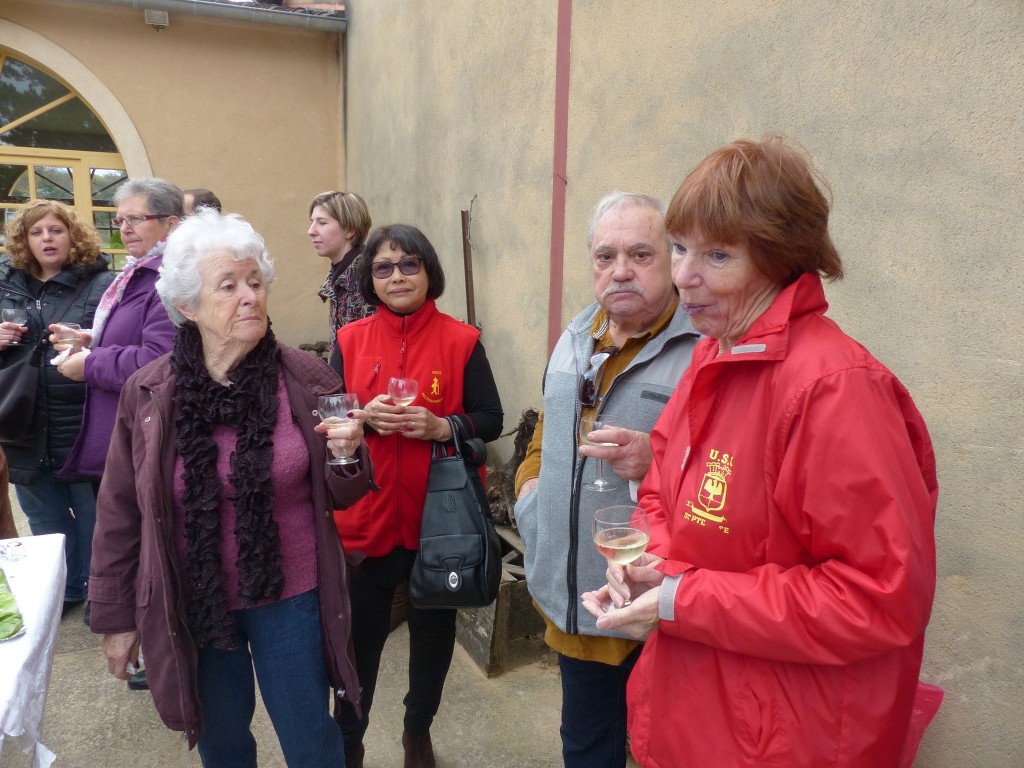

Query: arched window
[0,49,128,266]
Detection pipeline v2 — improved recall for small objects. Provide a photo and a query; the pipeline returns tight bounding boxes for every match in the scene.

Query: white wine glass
[53,322,83,353]
[592,505,650,605]
[318,393,361,465]
[579,415,620,492]
[388,377,419,407]
[2,307,29,345]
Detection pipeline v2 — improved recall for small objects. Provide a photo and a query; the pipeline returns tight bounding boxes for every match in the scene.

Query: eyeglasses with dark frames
[578,345,620,408]
[370,257,424,280]
[111,214,169,228]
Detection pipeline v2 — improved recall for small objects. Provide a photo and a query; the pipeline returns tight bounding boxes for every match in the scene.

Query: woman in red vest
[330,224,503,768]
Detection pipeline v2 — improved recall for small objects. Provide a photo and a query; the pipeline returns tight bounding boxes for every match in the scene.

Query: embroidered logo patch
[685,448,733,534]
[422,369,444,404]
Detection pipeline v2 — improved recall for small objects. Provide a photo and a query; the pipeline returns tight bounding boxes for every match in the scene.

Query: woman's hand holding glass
[581,550,666,640]
[49,322,90,353]
[48,324,92,379]
[363,391,451,442]
[0,307,29,348]
[315,394,364,465]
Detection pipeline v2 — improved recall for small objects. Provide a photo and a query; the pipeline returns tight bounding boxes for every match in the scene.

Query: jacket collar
[709,273,828,363]
[130,344,336,401]
[570,300,701,369]
[373,298,440,338]
[0,252,113,285]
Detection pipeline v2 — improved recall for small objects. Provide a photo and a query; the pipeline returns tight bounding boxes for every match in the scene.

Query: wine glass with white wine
[318,393,361,465]
[2,307,29,345]
[388,377,419,406]
[53,322,84,353]
[592,505,650,605]
[579,414,620,492]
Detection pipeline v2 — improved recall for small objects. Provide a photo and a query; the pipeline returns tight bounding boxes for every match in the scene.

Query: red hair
[666,135,843,286]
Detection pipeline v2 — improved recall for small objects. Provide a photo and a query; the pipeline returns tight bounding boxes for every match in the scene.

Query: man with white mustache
[514,192,699,768]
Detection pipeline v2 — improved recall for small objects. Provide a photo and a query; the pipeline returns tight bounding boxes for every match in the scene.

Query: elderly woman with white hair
[88,208,370,767]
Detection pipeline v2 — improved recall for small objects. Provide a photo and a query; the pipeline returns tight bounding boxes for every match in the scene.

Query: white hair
[586,191,668,251]
[157,208,275,326]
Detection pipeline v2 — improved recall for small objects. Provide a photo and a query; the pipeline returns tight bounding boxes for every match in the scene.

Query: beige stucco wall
[0,0,345,348]
[344,1,1023,766]
[1,0,1020,765]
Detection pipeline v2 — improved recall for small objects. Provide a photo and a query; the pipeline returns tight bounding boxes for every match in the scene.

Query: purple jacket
[89,346,370,747]
[62,256,175,478]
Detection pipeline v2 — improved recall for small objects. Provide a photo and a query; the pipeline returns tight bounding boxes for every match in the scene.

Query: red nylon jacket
[630,274,938,767]
[334,299,480,556]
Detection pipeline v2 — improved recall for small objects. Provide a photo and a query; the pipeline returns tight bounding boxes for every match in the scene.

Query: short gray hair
[114,178,185,218]
[157,208,275,326]
[586,191,668,251]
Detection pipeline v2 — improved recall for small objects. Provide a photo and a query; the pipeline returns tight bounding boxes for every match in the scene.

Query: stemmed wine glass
[592,505,650,605]
[318,393,361,465]
[388,377,419,407]
[2,307,29,345]
[579,415,620,492]
[53,322,84,353]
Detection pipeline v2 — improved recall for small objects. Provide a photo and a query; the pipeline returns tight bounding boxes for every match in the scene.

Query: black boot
[402,730,435,768]
[344,741,364,768]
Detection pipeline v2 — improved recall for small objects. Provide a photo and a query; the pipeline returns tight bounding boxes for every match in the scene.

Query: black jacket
[0,254,115,484]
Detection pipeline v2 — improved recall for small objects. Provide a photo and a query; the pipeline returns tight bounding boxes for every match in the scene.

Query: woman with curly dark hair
[0,199,114,613]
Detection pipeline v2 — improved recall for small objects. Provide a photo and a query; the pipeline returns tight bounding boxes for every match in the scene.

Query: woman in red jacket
[330,224,503,768]
[583,136,938,768]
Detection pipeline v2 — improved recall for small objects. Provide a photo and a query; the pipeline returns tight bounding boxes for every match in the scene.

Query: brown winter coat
[88,346,370,747]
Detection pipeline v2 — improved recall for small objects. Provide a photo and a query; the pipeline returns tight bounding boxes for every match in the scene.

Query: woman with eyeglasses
[59,179,180,478]
[328,224,503,768]
[57,179,180,687]
[308,191,375,345]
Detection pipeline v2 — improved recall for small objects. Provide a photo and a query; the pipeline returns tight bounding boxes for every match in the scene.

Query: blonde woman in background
[307,191,375,344]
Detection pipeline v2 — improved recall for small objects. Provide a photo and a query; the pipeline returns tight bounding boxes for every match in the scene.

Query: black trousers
[335,546,457,747]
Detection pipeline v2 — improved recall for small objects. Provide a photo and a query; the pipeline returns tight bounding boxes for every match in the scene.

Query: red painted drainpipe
[547,0,572,353]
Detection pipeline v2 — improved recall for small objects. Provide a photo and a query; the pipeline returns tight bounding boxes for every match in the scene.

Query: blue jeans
[558,647,641,768]
[14,468,96,602]
[196,589,345,768]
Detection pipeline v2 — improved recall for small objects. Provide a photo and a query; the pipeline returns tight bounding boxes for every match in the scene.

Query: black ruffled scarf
[171,321,284,649]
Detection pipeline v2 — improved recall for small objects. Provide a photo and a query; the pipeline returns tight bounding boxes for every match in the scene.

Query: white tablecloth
[0,534,66,768]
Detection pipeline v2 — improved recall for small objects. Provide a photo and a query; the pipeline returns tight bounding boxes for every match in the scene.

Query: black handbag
[0,343,41,442]
[409,416,501,609]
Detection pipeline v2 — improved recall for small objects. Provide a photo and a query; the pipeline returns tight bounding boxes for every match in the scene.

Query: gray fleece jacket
[515,303,698,638]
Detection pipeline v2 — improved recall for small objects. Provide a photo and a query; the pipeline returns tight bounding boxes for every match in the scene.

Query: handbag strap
[50,276,93,327]
[431,416,465,461]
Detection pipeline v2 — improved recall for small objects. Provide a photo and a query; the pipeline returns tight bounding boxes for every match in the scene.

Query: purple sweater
[62,256,175,478]
[171,375,318,610]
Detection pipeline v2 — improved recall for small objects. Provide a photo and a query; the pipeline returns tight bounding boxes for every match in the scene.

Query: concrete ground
[2,487,640,768]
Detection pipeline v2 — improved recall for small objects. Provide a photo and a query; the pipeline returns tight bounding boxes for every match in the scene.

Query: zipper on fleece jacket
[565,328,586,635]
[386,314,411,542]
[564,337,633,634]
